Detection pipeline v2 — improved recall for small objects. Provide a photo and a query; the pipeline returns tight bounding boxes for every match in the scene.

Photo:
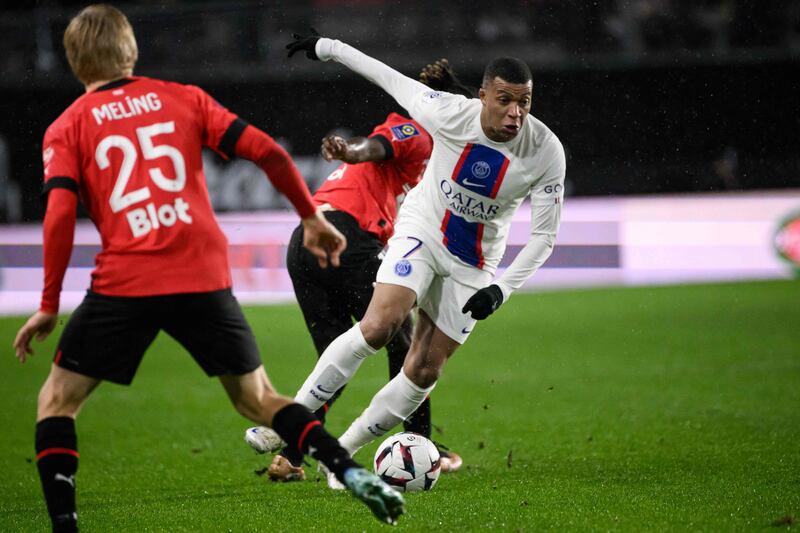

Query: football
[373,432,441,492]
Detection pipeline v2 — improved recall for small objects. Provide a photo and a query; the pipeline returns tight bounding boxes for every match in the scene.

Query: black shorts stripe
[41,177,79,205]
[219,118,249,158]
[371,134,394,161]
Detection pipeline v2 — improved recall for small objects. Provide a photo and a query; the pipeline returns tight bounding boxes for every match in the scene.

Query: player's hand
[461,284,504,320]
[302,209,347,268]
[286,28,322,60]
[13,310,58,363]
[419,58,455,89]
[321,135,351,162]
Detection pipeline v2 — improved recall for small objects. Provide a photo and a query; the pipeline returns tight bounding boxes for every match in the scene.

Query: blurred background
[0,0,799,312]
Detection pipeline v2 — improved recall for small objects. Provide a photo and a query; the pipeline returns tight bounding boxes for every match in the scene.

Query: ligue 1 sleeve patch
[390,124,420,141]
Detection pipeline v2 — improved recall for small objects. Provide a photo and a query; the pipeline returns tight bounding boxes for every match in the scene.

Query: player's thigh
[417,263,493,345]
[343,251,383,321]
[373,232,438,319]
[56,291,160,385]
[289,254,355,355]
[299,281,356,356]
[162,289,261,377]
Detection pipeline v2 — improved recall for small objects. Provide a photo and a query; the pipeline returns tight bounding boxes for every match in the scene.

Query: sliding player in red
[12,5,404,531]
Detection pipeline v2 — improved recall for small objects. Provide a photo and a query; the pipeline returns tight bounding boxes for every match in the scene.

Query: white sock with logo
[294,323,377,411]
[338,370,436,455]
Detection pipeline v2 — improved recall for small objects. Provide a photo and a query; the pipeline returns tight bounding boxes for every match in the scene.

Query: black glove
[461,284,504,320]
[286,28,322,60]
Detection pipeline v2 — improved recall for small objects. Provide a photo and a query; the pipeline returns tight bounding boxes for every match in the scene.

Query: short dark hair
[482,57,532,86]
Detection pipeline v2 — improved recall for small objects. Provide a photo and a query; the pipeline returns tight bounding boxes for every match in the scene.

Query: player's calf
[35,417,79,533]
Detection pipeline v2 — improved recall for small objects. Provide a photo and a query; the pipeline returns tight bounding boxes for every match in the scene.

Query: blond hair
[63,4,138,85]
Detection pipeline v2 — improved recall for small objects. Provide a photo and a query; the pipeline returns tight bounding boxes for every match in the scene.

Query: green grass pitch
[0,280,798,531]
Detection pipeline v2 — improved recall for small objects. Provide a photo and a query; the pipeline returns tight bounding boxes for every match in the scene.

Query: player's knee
[406,364,441,389]
[361,312,405,348]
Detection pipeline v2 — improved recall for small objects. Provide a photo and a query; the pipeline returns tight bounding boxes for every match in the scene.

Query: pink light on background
[1,190,798,315]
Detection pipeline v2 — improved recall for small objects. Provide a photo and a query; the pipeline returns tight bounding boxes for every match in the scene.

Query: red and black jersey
[40,76,315,311]
[312,113,432,244]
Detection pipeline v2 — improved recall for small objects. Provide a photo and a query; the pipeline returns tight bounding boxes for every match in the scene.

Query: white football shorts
[376,228,493,344]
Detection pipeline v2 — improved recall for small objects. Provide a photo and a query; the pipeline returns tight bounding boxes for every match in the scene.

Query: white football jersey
[397,91,565,273]
[316,38,566,298]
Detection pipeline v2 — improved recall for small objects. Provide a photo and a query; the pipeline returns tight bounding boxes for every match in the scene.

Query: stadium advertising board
[1,190,798,315]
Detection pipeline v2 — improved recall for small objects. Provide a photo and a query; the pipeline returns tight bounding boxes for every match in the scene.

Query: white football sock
[338,370,436,455]
[293,323,377,411]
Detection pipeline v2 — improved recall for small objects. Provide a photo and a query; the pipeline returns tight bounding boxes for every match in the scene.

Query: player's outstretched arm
[491,140,566,304]
[321,135,388,164]
[13,187,76,362]
[287,31,430,121]
[229,123,347,267]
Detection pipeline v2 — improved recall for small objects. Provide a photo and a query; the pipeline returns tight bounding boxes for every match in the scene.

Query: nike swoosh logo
[316,384,335,394]
[462,179,485,188]
[461,327,472,334]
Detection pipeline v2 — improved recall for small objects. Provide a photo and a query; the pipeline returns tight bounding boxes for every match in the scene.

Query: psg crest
[394,259,412,277]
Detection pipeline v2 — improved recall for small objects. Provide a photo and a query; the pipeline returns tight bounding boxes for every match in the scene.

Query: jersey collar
[94,77,137,92]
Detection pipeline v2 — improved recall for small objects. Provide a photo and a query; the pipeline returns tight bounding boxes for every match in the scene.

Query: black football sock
[403,397,432,438]
[278,403,329,467]
[313,402,330,425]
[35,417,79,533]
[272,403,359,483]
[279,445,305,468]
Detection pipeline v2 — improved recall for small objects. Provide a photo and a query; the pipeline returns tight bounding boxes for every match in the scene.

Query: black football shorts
[54,288,261,385]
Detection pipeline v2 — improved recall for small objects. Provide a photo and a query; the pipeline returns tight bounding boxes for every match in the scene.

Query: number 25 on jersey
[96,120,192,238]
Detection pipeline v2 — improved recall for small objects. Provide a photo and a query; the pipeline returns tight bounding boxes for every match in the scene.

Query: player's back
[44,76,234,297]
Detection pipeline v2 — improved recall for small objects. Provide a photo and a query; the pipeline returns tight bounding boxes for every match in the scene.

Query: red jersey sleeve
[40,120,80,313]
[189,85,242,159]
[369,118,431,185]
[42,120,81,191]
[189,85,315,217]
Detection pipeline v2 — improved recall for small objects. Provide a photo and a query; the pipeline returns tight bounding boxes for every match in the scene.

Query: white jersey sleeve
[495,137,566,300]
[314,38,465,135]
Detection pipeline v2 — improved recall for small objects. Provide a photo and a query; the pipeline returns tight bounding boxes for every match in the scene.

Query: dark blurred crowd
[0,1,798,222]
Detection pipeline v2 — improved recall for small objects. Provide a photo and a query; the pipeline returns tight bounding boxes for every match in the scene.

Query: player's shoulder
[133,76,207,99]
[519,114,564,159]
[419,89,471,107]
[380,112,431,143]
[45,94,88,141]
[419,92,479,136]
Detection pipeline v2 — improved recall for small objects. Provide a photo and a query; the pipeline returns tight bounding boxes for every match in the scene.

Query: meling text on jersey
[91,92,163,125]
